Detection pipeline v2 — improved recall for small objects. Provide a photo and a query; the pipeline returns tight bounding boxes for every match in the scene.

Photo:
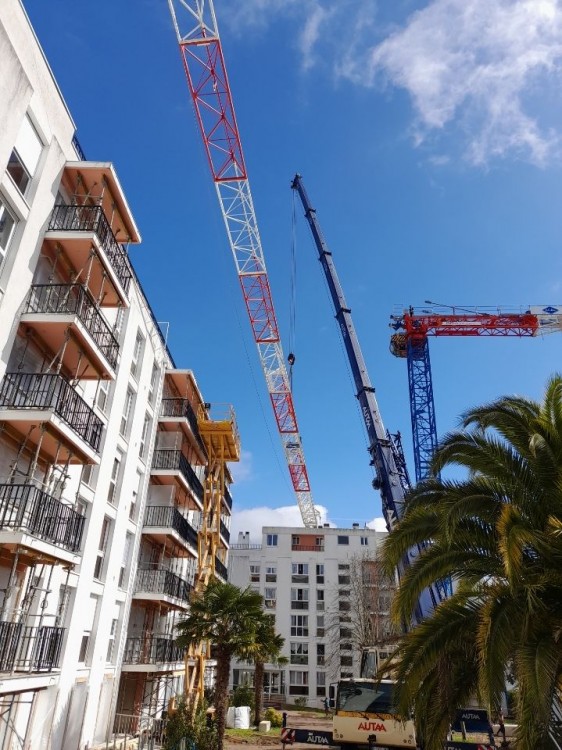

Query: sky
[24,0,562,542]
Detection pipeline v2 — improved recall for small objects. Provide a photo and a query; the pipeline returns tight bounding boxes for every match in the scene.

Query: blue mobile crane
[291,174,449,618]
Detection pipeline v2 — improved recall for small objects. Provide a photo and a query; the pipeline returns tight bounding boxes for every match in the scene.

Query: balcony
[214,557,228,581]
[159,398,207,457]
[0,372,103,464]
[219,520,230,543]
[151,449,204,508]
[21,284,119,378]
[46,204,132,305]
[291,543,324,552]
[223,486,233,511]
[0,622,64,673]
[122,633,184,671]
[133,568,192,609]
[143,505,198,556]
[0,484,84,564]
[291,601,309,610]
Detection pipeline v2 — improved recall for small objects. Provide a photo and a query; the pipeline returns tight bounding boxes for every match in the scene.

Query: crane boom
[292,174,448,616]
[390,304,562,482]
[167,1,317,527]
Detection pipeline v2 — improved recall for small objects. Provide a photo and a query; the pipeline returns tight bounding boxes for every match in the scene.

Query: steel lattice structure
[391,305,562,483]
[167,0,317,528]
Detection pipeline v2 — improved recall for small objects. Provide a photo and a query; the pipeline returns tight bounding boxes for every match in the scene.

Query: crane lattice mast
[166,0,317,528]
[391,304,562,482]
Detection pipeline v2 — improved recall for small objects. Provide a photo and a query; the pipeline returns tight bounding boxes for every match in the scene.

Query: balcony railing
[291,601,309,610]
[224,486,233,511]
[151,449,203,503]
[220,520,230,542]
[26,284,119,370]
[215,557,228,580]
[48,204,132,293]
[291,544,324,552]
[0,622,64,672]
[123,633,184,665]
[160,398,206,454]
[0,484,84,553]
[144,506,198,550]
[0,372,103,452]
[134,568,192,602]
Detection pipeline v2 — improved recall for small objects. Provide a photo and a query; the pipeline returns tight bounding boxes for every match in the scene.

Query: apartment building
[0,3,234,748]
[228,525,394,710]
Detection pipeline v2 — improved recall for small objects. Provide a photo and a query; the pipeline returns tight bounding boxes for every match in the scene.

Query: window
[7,115,42,196]
[96,379,110,413]
[81,463,94,488]
[316,564,324,585]
[79,633,90,663]
[130,330,144,379]
[337,535,349,545]
[290,615,308,637]
[317,671,326,696]
[0,198,16,272]
[340,655,353,667]
[130,470,143,521]
[266,534,278,547]
[317,615,325,638]
[107,450,123,506]
[250,564,260,583]
[291,588,309,609]
[361,536,369,546]
[317,644,325,666]
[94,517,111,580]
[292,563,309,583]
[339,590,350,598]
[265,565,277,582]
[139,412,151,459]
[316,589,325,611]
[340,628,352,639]
[264,587,276,609]
[292,535,300,545]
[120,387,134,437]
[106,607,121,663]
[289,671,309,695]
[338,575,350,585]
[339,600,351,612]
[340,642,353,650]
[149,362,159,403]
[338,564,350,571]
[290,642,309,665]
[118,533,133,589]
[114,307,125,337]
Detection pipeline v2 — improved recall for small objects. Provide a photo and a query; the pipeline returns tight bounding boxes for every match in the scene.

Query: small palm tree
[176,579,265,750]
[241,618,286,725]
[381,375,562,750]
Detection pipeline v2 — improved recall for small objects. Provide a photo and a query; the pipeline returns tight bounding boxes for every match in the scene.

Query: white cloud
[366,516,388,532]
[299,4,332,72]
[339,0,562,165]
[229,449,253,483]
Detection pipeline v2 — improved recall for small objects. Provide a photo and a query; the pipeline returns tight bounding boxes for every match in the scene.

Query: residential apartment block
[0,3,235,748]
[228,525,394,710]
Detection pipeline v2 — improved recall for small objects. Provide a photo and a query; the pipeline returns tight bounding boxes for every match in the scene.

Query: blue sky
[25,0,562,540]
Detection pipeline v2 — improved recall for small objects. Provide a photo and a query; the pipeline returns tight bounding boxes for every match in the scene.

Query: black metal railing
[122,633,184,665]
[48,204,132,293]
[220,520,230,543]
[143,506,198,550]
[72,134,86,161]
[134,568,192,602]
[151,449,204,503]
[215,557,228,580]
[0,484,84,552]
[26,284,119,370]
[224,486,233,511]
[0,372,103,452]
[0,622,64,672]
[159,398,207,455]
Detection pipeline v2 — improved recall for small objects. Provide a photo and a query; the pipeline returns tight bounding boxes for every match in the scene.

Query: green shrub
[264,708,283,728]
[164,699,217,750]
[294,697,308,708]
[231,684,255,709]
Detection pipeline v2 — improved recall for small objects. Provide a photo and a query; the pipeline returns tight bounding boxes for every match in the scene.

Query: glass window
[107,451,122,506]
[7,115,42,195]
[130,330,144,379]
[94,517,111,580]
[266,534,278,546]
[139,413,151,458]
[149,362,159,403]
[361,536,369,546]
[250,564,260,582]
[290,615,308,637]
[0,198,16,271]
[316,563,324,584]
[265,564,277,582]
[120,387,134,437]
[292,563,308,575]
[290,643,309,665]
[337,535,349,545]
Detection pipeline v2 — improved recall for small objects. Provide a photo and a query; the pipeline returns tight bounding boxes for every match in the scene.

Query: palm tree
[241,618,286,726]
[175,579,265,750]
[381,375,562,750]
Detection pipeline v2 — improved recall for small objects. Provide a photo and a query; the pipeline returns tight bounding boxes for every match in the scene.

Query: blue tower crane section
[407,337,438,484]
[292,174,446,620]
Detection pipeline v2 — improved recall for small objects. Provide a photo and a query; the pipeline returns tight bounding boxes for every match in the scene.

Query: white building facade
[0,3,233,748]
[228,525,392,710]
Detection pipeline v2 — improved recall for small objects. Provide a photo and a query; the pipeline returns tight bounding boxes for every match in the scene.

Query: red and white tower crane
[166,0,317,527]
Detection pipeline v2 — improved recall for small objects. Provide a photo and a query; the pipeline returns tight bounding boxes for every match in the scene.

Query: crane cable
[288,189,298,390]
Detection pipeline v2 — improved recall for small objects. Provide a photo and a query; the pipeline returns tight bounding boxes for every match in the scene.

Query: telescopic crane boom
[292,174,448,616]
[167,0,317,527]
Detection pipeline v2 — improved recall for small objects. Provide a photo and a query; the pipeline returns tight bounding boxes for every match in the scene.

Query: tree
[241,617,286,726]
[175,579,265,750]
[381,375,562,750]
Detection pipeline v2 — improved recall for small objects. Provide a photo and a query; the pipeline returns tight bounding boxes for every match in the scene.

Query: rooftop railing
[0,372,103,452]
[26,284,119,370]
[0,484,84,553]
[48,204,132,293]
